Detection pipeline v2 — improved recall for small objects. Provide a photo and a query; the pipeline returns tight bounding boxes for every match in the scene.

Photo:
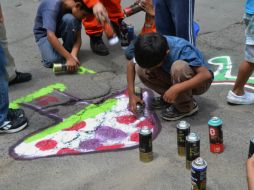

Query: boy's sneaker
[0,116,28,134]
[150,97,170,109]
[90,35,109,56]
[8,108,25,118]
[227,90,254,105]
[161,102,199,121]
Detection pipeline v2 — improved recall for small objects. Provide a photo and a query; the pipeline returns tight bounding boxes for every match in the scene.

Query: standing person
[34,0,92,70]
[154,0,195,45]
[127,33,213,121]
[0,3,32,85]
[82,0,125,56]
[0,44,28,133]
[227,0,254,104]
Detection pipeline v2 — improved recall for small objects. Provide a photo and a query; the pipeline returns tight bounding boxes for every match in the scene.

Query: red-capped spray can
[208,117,224,153]
[124,2,143,17]
[191,157,207,190]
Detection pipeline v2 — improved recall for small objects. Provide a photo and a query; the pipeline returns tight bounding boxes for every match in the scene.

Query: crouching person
[127,33,213,121]
[33,0,92,71]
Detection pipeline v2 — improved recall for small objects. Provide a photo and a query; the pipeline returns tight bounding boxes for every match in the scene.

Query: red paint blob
[130,132,139,142]
[63,121,86,131]
[57,148,80,155]
[96,144,125,151]
[137,117,154,129]
[35,139,57,151]
[35,95,59,106]
[116,115,137,124]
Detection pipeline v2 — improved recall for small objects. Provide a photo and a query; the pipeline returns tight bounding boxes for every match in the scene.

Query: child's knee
[61,14,80,29]
[170,60,194,79]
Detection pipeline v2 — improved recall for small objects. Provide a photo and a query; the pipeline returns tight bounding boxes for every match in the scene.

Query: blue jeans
[0,44,8,126]
[154,0,195,45]
[37,14,81,68]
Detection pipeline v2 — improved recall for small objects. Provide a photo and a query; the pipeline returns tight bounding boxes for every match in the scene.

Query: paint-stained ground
[0,0,252,190]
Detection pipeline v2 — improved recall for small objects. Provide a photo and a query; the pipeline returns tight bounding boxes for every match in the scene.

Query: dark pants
[0,44,8,125]
[154,0,195,45]
[137,61,212,112]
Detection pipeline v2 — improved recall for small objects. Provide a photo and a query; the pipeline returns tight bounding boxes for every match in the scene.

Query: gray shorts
[244,13,254,63]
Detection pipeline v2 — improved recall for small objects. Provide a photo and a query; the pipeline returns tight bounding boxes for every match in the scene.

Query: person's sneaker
[161,102,199,121]
[150,97,170,109]
[8,108,25,118]
[0,116,28,134]
[9,71,32,85]
[227,90,254,104]
[90,35,109,56]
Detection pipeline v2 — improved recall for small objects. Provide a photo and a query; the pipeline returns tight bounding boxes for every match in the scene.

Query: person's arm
[163,66,212,103]
[127,60,143,113]
[0,4,4,23]
[247,155,254,190]
[71,30,82,65]
[47,31,78,72]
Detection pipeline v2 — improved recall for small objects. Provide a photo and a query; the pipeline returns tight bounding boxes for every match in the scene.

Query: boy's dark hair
[134,33,169,68]
[74,0,93,14]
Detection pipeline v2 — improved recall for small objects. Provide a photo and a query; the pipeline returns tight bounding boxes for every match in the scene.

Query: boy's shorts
[244,13,254,63]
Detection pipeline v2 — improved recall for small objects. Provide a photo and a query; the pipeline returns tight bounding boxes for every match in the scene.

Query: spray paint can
[186,132,200,169]
[127,25,135,43]
[191,157,207,190]
[53,63,68,74]
[208,117,224,153]
[248,137,254,158]
[139,126,153,162]
[103,21,119,46]
[177,120,191,156]
[134,86,143,100]
[124,2,143,17]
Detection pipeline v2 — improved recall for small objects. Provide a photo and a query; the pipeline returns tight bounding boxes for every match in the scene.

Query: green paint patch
[10,83,66,109]
[78,66,96,74]
[24,98,117,143]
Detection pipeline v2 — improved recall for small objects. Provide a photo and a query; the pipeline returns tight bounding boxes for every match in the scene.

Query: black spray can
[186,132,200,169]
[177,120,191,156]
[248,137,254,158]
[139,126,153,162]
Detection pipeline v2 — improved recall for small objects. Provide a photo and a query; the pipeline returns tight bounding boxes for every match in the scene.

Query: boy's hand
[93,2,108,24]
[66,56,79,72]
[163,84,181,103]
[129,95,144,113]
[139,0,155,16]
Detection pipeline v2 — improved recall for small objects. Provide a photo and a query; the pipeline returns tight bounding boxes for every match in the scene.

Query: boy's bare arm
[127,61,143,113]
[71,30,82,64]
[247,155,254,190]
[163,66,212,103]
[47,30,78,71]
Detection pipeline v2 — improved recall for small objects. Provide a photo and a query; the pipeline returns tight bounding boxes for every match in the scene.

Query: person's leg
[0,44,8,126]
[37,37,65,68]
[232,60,254,95]
[171,0,195,44]
[154,0,175,36]
[137,66,172,95]
[0,22,16,81]
[58,14,82,52]
[82,12,109,55]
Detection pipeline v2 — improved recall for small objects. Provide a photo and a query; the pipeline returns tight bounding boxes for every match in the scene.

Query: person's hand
[129,95,144,113]
[66,56,79,72]
[163,84,182,103]
[71,53,80,65]
[139,0,155,16]
[93,2,108,24]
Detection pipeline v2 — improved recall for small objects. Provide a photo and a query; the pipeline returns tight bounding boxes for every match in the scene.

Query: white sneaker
[227,90,254,104]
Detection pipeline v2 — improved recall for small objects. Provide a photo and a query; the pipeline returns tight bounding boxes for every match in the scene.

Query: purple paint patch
[79,139,102,150]
[96,126,127,140]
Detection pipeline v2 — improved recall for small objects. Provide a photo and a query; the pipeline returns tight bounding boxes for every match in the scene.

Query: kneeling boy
[127,33,213,121]
[33,0,92,71]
